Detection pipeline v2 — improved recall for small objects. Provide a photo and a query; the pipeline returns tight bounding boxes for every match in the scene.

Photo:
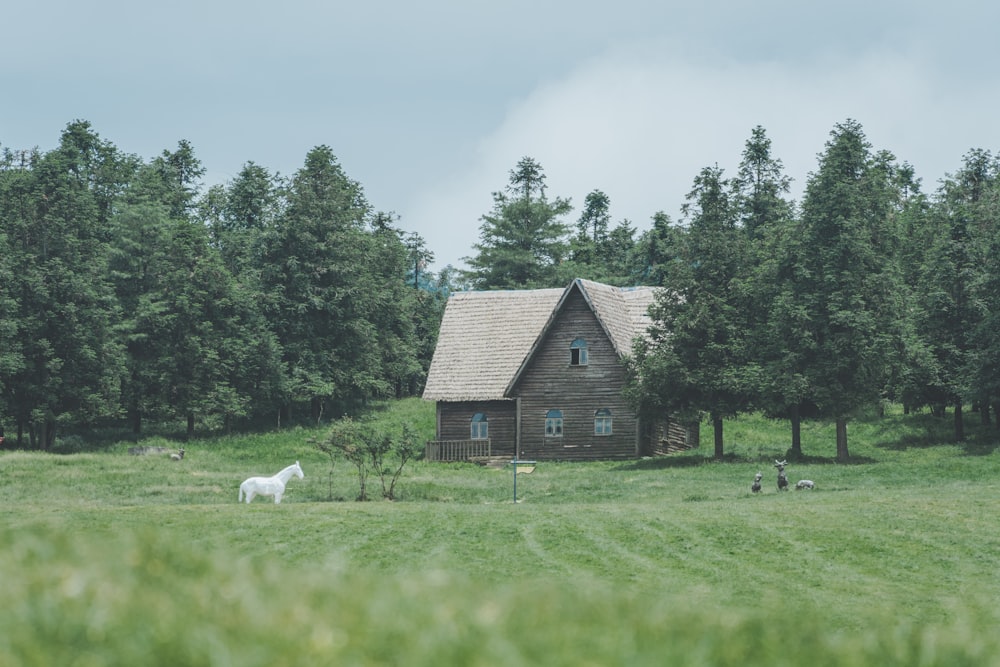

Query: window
[570,338,588,365]
[470,412,488,440]
[594,408,613,435]
[545,409,563,437]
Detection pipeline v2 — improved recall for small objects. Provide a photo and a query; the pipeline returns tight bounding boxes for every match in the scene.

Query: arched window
[594,408,613,435]
[570,338,588,365]
[545,409,563,437]
[470,412,488,440]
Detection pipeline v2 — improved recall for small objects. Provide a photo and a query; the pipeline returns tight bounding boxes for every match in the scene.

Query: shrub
[317,418,419,500]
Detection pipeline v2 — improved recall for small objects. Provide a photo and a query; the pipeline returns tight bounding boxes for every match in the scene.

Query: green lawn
[2,401,999,666]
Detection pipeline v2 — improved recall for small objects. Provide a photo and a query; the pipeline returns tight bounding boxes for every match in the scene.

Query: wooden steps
[469,456,514,469]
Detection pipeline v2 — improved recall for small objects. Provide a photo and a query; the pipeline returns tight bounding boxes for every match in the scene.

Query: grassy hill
[2,399,999,666]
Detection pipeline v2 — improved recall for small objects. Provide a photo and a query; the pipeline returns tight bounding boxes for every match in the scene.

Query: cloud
[409,42,1000,270]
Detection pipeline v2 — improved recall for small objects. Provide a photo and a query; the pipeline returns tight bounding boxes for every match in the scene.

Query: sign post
[509,459,536,503]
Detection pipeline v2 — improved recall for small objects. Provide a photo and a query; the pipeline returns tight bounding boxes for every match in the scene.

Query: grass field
[2,400,999,666]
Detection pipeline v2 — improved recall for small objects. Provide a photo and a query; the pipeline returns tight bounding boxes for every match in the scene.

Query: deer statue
[170,448,185,461]
[751,471,763,493]
[795,479,815,490]
[774,459,789,491]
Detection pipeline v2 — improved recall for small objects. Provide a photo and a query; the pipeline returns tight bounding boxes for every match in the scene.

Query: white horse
[239,461,304,504]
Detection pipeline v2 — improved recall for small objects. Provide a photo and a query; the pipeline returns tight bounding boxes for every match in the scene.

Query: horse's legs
[274,492,282,504]
[245,491,256,504]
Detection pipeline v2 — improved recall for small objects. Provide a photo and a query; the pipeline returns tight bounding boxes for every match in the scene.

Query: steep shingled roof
[576,279,656,356]
[423,279,656,402]
[421,287,564,402]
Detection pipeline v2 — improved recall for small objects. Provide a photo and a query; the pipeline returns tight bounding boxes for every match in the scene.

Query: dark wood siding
[641,418,697,456]
[512,288,638,460]
[436,400,517,457]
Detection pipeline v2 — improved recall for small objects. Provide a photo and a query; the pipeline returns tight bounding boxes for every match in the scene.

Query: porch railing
[424,439,492,461]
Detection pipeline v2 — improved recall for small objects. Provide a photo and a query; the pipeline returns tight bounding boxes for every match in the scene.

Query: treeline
[3,119,999,454]
[626,122,999,460]
[0,121,452,448]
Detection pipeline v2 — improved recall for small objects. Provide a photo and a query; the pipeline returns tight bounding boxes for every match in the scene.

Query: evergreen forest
[2,119,1000,455]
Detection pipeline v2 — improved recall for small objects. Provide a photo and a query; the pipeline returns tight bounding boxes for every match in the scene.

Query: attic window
[545,409,563,437]
[570,338,588,366]
[470,412,488,440]
[594,408,613,435]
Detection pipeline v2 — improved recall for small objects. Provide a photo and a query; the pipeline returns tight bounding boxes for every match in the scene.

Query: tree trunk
[36,419,56,451]
[130,406,142,436]
[186,413,195,440]
[954,402,964,442]
[712,413,724,460]
[686,421,700,449]
[789,404,802,459]
[835,417,849,463]
[311,397,325,425]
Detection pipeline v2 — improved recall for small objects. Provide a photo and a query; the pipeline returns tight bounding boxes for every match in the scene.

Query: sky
[4,1,1000,271]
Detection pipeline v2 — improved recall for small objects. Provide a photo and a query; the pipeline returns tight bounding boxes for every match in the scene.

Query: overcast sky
[4,1,1000,270]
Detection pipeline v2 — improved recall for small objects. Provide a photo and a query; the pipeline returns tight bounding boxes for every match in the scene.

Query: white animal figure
[795,480,815,490]
[170,448,185,461]
[239,461,304,504]
[751,471,763,493]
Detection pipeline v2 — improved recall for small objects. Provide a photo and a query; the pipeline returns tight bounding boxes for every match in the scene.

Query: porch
[424,438,492,462]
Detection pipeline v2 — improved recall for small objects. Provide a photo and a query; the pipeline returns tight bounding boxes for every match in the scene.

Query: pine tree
[734,126,812,455]
[792,120,902,461]
[111,150,282,436]
[919,150,999,435]
[634,211,683,287]
[202,161,282,280]
[4,122,130,447]
[969,170,1000,422]
[631,166,749,459]
[463,157,571,289]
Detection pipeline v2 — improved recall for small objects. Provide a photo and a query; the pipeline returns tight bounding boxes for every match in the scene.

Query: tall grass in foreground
[2,525,998,667]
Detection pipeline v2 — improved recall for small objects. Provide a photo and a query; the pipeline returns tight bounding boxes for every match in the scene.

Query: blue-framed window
[570,338,588,366]
[545,409,563,437]
[470,412,488,440]
[594,408,613,435]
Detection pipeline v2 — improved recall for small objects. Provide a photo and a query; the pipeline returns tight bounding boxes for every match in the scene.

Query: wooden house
[423,278,691,461]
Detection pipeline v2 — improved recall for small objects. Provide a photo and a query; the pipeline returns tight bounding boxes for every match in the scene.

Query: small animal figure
[795,480,815,490]
[170,448,185,461]
[751,471,763,493]
[774,459,789,491]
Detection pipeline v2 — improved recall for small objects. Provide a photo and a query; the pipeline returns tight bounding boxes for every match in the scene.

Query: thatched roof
[574,279,656,356]
[423,279,656,402]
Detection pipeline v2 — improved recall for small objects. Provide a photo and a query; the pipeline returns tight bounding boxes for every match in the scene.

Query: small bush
[317,417,419,500]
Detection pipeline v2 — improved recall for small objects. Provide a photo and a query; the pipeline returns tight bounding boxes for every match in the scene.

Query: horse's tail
[238,484,244,502]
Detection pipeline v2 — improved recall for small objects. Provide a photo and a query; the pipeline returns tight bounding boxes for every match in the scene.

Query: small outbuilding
[422,278,692,461]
